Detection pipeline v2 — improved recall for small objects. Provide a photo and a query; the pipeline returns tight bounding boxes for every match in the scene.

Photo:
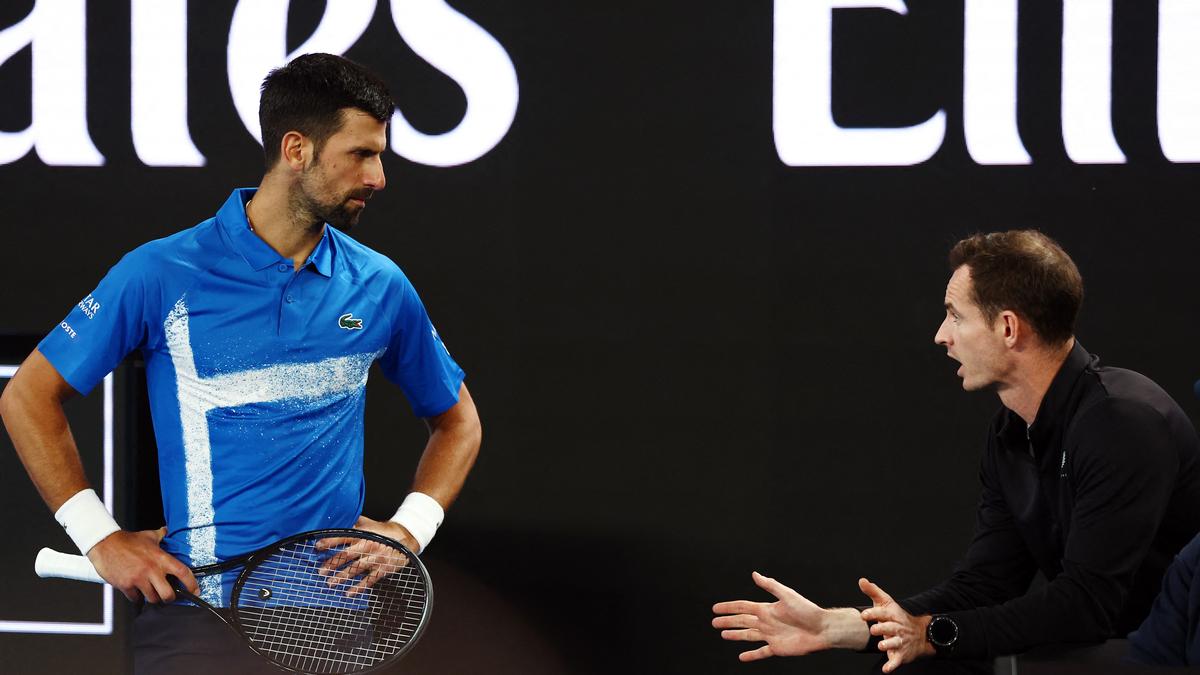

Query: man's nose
[366,157,386,191]
[934,319,951,345]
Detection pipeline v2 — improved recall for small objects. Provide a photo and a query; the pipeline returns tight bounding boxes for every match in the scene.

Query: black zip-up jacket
[899,342,1200,659]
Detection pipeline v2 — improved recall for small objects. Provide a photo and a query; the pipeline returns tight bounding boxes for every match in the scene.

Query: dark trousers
[133,603,280,675]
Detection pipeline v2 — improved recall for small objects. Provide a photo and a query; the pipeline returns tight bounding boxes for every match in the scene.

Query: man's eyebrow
[944,301,958,312]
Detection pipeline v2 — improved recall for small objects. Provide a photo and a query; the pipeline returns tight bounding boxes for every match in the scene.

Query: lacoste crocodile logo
[338,313,364,330]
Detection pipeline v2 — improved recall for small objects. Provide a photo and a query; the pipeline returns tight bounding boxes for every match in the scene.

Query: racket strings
[232,537,428,674]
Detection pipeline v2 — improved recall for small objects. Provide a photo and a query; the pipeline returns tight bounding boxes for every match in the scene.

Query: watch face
[929,616,959,647]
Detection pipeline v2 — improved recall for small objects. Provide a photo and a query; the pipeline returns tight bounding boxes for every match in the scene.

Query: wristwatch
[926,614,959,656]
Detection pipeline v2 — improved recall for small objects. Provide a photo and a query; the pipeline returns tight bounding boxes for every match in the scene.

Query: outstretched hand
[859,578,934,673]
[712,571,847,661]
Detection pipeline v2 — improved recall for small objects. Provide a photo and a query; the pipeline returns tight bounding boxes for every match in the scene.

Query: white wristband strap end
[54,488,120,555]
[389,492,444,553]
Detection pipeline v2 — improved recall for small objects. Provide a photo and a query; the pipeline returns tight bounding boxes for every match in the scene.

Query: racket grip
[35,547,107,585]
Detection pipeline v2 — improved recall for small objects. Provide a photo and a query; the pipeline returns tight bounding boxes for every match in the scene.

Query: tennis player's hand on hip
[312,516,415,597]
[351,515,420,554]
[86,528,198,604]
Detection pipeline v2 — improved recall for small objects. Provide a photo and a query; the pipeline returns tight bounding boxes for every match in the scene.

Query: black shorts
[132,603,278,675]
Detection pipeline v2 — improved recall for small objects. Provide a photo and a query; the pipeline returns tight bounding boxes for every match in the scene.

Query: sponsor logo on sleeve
[60,321,78,340]
[77,293,101,319]
[431,326,451,356]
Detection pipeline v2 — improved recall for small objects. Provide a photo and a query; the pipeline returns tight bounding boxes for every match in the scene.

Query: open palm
[712,571,833,661]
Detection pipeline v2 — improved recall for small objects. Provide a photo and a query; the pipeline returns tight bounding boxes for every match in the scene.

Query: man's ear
[998,310,1022,348]
[280,131,309,171]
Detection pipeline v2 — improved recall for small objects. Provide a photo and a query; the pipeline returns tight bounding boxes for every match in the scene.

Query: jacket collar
[996,340,1093,452]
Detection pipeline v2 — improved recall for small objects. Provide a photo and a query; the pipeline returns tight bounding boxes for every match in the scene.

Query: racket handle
[35,547,106,585]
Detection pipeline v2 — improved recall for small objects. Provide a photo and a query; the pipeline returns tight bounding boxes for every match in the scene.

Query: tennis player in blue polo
[0,54,482,674]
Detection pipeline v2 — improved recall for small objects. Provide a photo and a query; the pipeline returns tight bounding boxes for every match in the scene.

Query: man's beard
[293,167,371,232]
[317,198,361,232]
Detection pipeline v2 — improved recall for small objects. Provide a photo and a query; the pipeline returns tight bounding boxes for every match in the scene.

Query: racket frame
[37,528,433,675]
[220,528,434,674]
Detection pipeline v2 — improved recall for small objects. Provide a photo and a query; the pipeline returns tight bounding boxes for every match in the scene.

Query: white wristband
[389,492,444,553]
[54,488,120,555]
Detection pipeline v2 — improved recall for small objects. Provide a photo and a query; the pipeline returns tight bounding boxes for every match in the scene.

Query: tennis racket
[35,528,432,674]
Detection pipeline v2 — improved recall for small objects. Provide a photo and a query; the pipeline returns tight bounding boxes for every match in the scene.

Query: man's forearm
[410,384,481,508]
[0,356,90,512]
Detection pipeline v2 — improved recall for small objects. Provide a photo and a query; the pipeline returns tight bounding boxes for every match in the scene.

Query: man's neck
[998,337,1076,426]
[245,175,324,271]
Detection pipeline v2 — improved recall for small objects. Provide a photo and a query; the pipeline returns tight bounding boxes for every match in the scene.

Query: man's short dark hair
[948,230,1084,346]
[259,53,395,167]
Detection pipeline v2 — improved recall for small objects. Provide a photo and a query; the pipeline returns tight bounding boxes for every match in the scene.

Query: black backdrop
[2,1,1199,673]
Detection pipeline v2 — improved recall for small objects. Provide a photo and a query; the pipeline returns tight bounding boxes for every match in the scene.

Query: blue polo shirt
[39,188,464,605]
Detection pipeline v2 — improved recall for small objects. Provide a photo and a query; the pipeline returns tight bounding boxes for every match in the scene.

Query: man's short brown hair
[948,230,1083,346]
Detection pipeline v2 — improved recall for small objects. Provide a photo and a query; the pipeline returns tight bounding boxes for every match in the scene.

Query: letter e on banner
[388,0,519,167]
[773,0,945,167]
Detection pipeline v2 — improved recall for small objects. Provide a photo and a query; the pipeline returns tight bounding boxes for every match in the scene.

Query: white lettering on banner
[0,0,104,166]
[227,0,519,167]
[0,0,517,168]
[963,0,1029,164]
[1159,0,1200,162]
[132,0,205,167]
[773,0,946,167]
[227,0,377,146]
[773,0,1196,166]
[387,0,520,167]
[1061,0,1124,164]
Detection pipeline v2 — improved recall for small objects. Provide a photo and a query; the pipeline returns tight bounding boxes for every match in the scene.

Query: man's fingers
[345,567,386,598]
[150,573,177,604]
[751,571,792,601]
[738,644,774,662]
[139,579,163,605]
[713,600,760,616]
[314,536,357,552]
[882,649,904,674]
[869,621,904,637]
[319,549,355,574]
[858,577,894,606]
[861,605,903,623]
[166,560,199,596]
[720,628,763,643]
[712,614,758,630]
[734,643,772,658]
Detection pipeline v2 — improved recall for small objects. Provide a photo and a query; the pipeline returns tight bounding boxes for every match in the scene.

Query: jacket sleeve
[901,439,1038,617]
[930,398,1181,659]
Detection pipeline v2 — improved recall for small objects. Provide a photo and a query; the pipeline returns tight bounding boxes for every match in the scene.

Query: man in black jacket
[712,230,1200,672]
